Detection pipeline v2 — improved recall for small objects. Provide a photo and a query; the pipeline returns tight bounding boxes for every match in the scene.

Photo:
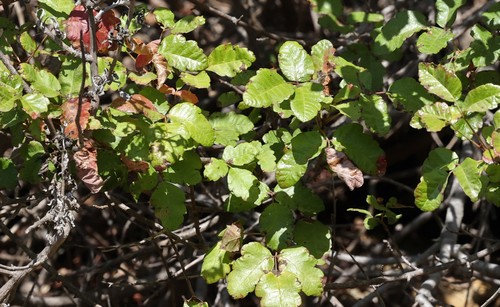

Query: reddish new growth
[65,5,120,54]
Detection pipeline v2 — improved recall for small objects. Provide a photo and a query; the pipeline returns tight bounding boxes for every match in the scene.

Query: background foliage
[0,0,499,306]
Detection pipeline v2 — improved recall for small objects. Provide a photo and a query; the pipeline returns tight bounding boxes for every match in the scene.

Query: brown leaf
[110,94,158,114]
[121,155,149,172]
[220,223,243,252]
[326,147,364,190]
[61,97,92,140]
[152,54,170,87]
[73,140,104,194]
[321,47,336,96]
[158,85,198,104]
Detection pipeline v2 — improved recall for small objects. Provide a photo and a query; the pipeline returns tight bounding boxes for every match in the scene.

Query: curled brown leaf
[326,147,364,190]
[73,140,104,194]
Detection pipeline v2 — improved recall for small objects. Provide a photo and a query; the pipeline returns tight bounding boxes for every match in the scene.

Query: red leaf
[65,6,119,54]
[73,140,104,194]
[61,97,91,139]
[110,94,158,114]
[376,154,387,176]
[326,147,364,190]
[158,85,198,104]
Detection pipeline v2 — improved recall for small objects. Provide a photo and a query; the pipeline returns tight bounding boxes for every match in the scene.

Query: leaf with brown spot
[110,94,158,115]
[61,97,91,140]
[326,147,364,190]
[73,140,104,194]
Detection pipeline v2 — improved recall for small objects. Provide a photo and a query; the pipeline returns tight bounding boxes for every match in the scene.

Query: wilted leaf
[73,140,104,193]
[61,97,92,140]
[220,223,243,252]
[326,147,364,190]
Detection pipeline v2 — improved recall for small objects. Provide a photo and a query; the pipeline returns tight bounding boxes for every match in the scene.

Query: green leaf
[255,271,302,307]
[224,181,270,212]
[257,144,277,173]
[243,68,294,108]
[150,181,186,230]
[311,39,333,71]
[388,77,434,112]
[452,113,483,140]
[332,56,371,88]
[209,112,254,146]
[20,93,49,118]
[333,84,360,103]
[227,242,274,299]
[481,2,500,31]
[414,148,458,211]
[20,31,37,54]
[410,102,461,132]
[290,82,323,122]
[453,158,484,202]
[153,8,175,28]
[227,167,258,201]
[158,34,207,71]
[129,166,158,200]
[0,158,17,189]
[260,203,294,250]
[38,0,74,18]
[469,25,500,67]
[278,41,314,82]
[373,10,427,55]
[332,123,384,175]
[128,72,157,85]
[436,0,465,28]
[275,183,325,214]
[418,63,462,102]
[32,70,61,98]
[291,131,325,164]
[204,158,228,181]
[293,221,331,259]
[207,44,255,77]
[279,247,324,296]
[458,83,500,113]
[417,27,454,54]
[347,12,384,24]
[276,151,307,188]
[164,150,202,185]
[59,58,83,96]
[201,242,231,284]
[0,77,21,112]
[172,15,206,34]
[223,142,261,166]
[183,299,208,307]
[258,271,305,306]
[168,103,214,146]
[180,71,211,89]
[359,94,391,135]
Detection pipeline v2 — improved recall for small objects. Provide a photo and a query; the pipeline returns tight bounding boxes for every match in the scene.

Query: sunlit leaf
[172,15,205,34]
[227,167,258,201]
[278,41,314,82]
[436,0,465,28]
[203,158,228,181]
[255,271,302,307]
[453,158,484,202]
[207,44,255,77]
[201,242,231,284]
[168,103,214,146]
[158,34,207,71]
[243,68,294,108]
[290,82,323,122]
[227,242,274,298]
[388,77,434,112]
[417,27,454,54]
[458,83,500,112]
[279,247,324,296]
[418,63,462,102]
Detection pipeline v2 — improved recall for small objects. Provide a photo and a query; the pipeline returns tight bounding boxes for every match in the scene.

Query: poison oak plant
[0,0,499,305]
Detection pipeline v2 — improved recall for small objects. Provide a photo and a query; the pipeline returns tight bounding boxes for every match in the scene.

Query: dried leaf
[220,223,243,252]
[61,97,91,139]
[73,140,104,193]
[152,54,170,86]
[326,147,364,190]
[321,47,336,96]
